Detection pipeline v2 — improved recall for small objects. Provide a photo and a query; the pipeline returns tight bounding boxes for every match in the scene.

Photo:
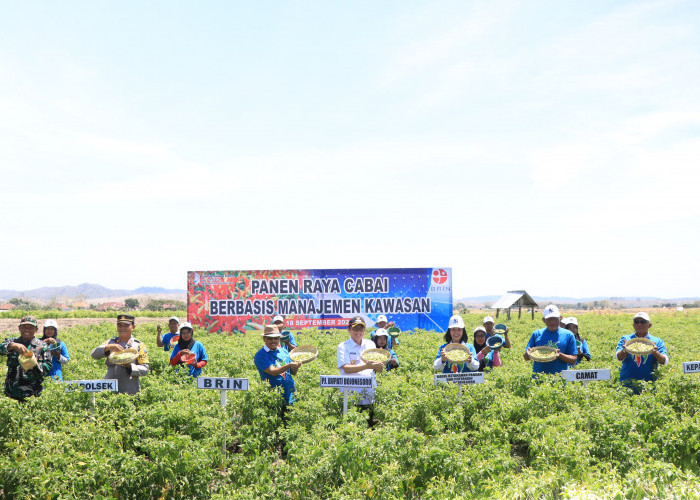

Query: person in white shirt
[337,316,384,407]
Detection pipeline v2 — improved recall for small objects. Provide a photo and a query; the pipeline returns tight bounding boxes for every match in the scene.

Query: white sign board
[683,362,700,374]
[65,379,118,393]
[561,369,611,382]
[434,372,485,385]
[197,377,249,391]
[320,375,373,389]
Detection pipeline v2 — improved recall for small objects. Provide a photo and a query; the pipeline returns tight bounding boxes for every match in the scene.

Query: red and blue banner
[187,268,452,334]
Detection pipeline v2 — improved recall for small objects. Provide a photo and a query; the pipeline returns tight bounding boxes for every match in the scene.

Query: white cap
[169,316,180,323]
[374,328,389,337]
[473,326,487,334]
[179,322,193,331]
[633,312,651,322]
[483,316,494,324]
[43,319,58,329]
[543,304,560,319]
[448,315,465,329]
[272,315,284,324]
[376,315,388,324]
[566,317,578,326]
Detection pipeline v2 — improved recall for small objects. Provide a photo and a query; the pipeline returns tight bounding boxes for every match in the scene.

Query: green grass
[0,311,699,499]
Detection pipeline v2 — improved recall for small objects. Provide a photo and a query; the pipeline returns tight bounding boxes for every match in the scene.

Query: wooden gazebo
[490,290,539,319]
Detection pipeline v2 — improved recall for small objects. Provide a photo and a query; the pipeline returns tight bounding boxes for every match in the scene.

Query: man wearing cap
[272,315,298,352]
[254,325,301,405]
[337,316,384,406]
[156,316,180,351]
[483,316,511,349]
[616,312,668,385]
[91,314,149,395]
[0,316,53,401]
[524,305,577,374]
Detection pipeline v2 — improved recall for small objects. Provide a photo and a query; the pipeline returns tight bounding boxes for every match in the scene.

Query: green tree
[124,298,140,310]
[8,297,39,310]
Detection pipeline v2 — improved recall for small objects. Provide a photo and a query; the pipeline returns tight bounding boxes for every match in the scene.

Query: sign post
[197,377,249,407]
[320,375,374,416]
[65,379,119,412]
[197,377,250,455]
[682,362,700,374]
[433,373,485,386]
[561,369,611,399]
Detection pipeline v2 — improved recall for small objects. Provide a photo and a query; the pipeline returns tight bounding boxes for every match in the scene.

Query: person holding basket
[0,316,53,401]
[434,315,479,373]
[616,312,668,386]
[254,325,301,405]
[91,314,149,395]
[337,316,384,407]
[169,322,208,377]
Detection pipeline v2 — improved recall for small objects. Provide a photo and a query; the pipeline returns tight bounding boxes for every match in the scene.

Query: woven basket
[444,343,472,364]
[289,345,318,364]
[170,335,180,347]
[109,348,139,365]
[529,346,558,363]
[361,348,392,364]
[624,337,655,356]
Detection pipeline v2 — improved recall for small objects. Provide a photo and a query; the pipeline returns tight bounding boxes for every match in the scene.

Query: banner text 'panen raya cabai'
[187,268,452,334]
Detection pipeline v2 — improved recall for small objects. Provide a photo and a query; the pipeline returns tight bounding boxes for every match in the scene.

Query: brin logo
[432,269,448,284]
[194,273,201,286]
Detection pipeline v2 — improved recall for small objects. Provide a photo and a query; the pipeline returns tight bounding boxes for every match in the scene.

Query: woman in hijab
[472,326,501,371]
[41,319,70,381]
[169,322,208,377]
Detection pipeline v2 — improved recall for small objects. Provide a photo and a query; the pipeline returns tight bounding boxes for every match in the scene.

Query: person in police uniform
[91,314,149,395]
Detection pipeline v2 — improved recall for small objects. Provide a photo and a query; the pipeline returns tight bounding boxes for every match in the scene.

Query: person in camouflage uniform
[0,316,53,401]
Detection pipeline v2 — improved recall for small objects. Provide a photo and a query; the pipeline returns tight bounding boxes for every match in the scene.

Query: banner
[187,268,452,334]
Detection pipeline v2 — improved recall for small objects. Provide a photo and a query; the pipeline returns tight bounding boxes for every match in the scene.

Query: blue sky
[1,0,699,298]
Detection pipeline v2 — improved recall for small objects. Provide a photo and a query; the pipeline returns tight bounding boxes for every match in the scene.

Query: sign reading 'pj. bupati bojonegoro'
[187,268,452,334]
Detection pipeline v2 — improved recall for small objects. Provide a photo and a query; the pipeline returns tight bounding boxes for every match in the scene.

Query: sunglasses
[633,319,649,325]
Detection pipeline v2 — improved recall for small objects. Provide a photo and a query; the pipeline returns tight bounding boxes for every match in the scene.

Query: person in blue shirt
[156,316,180,352]
[373,329,399,371]
[40,319,69,381]
[254,325,301,405]
[169,322,208,377]
[616,312,668,385]
[524,304,577,374]
[433,315,479,373]
[563,317,591,366]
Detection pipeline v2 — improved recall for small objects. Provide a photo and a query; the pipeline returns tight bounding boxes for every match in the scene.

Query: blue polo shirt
[526,327,577,374]
[162,332,177,352]
[617,333,667,382]
[254,346,296,404]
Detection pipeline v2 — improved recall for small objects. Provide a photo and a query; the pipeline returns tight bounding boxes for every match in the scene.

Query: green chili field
[1,311,699,499]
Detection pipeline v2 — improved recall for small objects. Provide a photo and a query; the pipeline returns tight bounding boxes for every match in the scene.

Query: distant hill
[455,295,700,308]
[0,283,186,301]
